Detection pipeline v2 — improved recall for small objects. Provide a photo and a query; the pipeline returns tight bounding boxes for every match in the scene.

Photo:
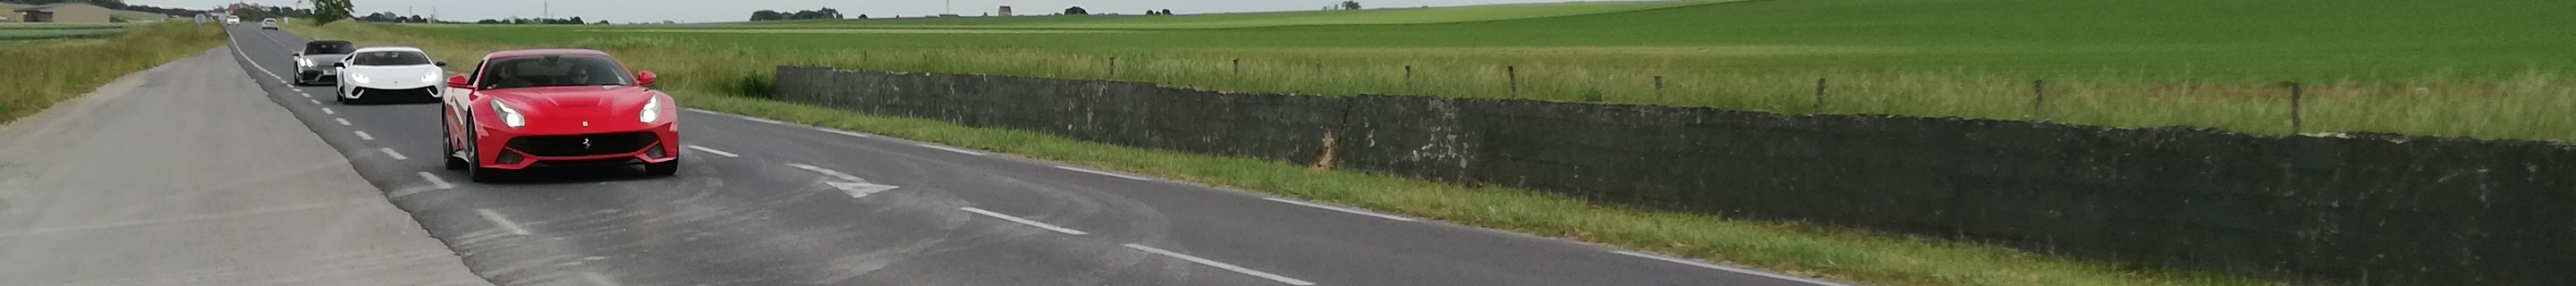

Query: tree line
[749,8,852,21]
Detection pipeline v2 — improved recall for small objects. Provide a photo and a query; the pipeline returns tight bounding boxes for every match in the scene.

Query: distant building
[15,3,110,23]
[998,6,1013,17]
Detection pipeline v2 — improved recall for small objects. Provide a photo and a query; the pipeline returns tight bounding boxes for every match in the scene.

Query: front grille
[533,157,642,167]
[353,87,437,99]
[506,132,658,156]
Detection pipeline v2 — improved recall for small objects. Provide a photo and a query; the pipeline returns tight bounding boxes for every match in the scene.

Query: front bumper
[347,86,442,101]
[298,69,338,83]
[475,122,678,170]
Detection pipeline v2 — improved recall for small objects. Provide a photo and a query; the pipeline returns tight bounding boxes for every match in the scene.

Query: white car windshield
[350,51,433,66]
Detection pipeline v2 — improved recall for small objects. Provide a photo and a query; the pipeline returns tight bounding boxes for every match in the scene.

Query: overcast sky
[140,0,1602,23]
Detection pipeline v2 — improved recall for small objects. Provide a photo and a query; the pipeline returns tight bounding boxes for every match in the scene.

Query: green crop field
[355,0,2576,142]
[0,26,127,41]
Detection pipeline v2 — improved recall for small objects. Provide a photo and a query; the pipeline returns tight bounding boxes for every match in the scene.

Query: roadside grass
[384,0,2576,141]
[295,20,2291,286]
[0,28,128,41]
[0,22,222,123]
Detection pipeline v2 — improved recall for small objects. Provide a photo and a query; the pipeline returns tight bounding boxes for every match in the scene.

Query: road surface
[0,45,491,285]
[216,24,1846,286]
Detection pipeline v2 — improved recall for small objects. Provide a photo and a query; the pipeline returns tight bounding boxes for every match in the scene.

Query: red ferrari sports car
[441,48,678,182]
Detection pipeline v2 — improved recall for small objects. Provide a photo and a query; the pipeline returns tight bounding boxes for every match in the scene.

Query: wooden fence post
[1813,78,1826,112]
[1403,65,1414,94]
[1654,76,1665,101]
[2031,80,2046,118]
[1108,56,1118,78]
[2290,81,2304,134]
[1508,66,1520,98]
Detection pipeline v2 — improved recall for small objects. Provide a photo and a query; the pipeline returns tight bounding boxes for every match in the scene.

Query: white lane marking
[684,108,718,115]
[961,207,1089,235]
[475,209,531,235]
[416,172,454,189]
[1054,165,1154,181]
[225,31,279,79]
[914,144,987,156]
[1611,250,1852,286]
[354,130,374,140]
[1124,244,1315,285]
[309,99,321,105]
[785,164,902,198]
[335,118,351,125]
[301,91,311,97]
[816,128,873,138]
[1263,198,1417,222]
[378,147,408,160]
[580,272,621,286]
[741,116,785,125]
[321,107,334,114]
[683,145,739,157]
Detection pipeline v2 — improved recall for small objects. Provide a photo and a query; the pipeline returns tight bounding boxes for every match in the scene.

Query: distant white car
[225,16,241,25]
[259,19,278,29]
[334,46,450,104]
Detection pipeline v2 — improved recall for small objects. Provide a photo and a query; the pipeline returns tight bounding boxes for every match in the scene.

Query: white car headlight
[492,100,525,128]
[348,73,370,84]
[296,58,311,67]
[639,97,662,123]
[422,72,442,83]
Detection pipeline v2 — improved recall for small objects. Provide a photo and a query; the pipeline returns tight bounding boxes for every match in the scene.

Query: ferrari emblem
[581,139,593,148]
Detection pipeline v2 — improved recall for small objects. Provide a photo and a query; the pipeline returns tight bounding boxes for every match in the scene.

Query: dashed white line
[335,118,351,125]
[1611,250,1852,286]
[378,147,408,160]
[1263,198,1417,222]
[785,163,864,182]
[1124,244,1314,285]
[1054,165,1154,181]
[320,107,335,114]
[816,128,873,138]
[580,272,621,286]
[683,145,739,157]
[474,208,531,235]
[300,92,312,97]
[961,207,1089,235]
[309,99,321,105]
[416,172,453,189]
[741,117,785,125]
[684,108,719,115]
[914,144,987,156]
[353,130,373,140]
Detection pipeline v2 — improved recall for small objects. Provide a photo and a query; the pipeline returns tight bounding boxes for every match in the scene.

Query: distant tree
[475,19,502,24]
[1063,6,1088,15]
[857,14,869,19]
[1163,9,1174,15]
[595,21,610,25]
[1145,10,1157,15]
[750,10,784,21]
[310,0,355,23]
[1341,0,1362,10]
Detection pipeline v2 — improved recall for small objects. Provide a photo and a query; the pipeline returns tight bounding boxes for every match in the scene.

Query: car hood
[341,65,444,88]
[482,86,659,119]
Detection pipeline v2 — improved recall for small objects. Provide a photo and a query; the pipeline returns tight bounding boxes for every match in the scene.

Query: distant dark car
[292,40,354,86]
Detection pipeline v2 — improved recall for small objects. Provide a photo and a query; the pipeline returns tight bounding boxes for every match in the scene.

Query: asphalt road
[0,45,489,285]
[222,24,1845,286]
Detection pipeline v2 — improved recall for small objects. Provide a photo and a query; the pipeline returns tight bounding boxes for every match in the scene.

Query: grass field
[739,0,1730,29]
[0,22,221,123]
[0,3,171,22]
[380,0,2576,142]
[0,26,127,41]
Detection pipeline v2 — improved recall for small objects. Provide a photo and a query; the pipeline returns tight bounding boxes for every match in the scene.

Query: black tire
[645,160,680,177]
[464,119,503,182]
[443,121,467,171]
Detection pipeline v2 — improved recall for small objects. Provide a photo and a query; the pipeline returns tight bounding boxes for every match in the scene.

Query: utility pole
[544,1,550,18]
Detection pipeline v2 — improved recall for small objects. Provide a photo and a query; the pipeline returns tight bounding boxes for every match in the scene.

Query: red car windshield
[476,55,631,89]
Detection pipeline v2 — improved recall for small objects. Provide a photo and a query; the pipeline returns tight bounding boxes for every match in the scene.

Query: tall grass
[0,22,224,123]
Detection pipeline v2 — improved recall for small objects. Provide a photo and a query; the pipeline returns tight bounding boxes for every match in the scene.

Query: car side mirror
[331,62,344,68]
[292,52,302,56]
[446,74,474,89]
[434,61,447,67]
[635,71,657,87]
